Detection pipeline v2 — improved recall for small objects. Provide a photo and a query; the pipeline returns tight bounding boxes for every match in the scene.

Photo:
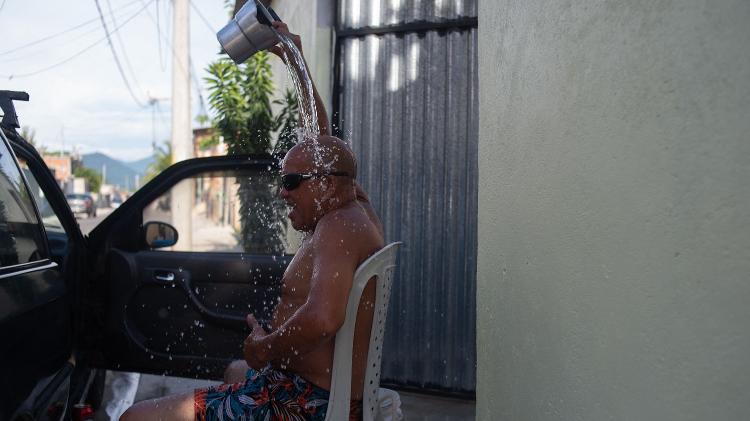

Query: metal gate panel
[336,23,478,394]
[339,0,477,29]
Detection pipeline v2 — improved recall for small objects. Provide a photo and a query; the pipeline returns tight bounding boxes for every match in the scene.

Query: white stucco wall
[268,0,334,119]
[477,1,750,419]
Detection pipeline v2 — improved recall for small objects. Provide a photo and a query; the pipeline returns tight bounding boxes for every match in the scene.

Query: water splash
[276,33,319,143]
[273,31,338,169]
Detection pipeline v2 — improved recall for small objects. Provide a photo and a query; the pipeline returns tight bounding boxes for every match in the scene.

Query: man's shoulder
[314,203,383,252]
[316,203,370,235]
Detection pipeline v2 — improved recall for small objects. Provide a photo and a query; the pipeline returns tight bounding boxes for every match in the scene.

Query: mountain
[126,156,155,175]
[82,153,144,190]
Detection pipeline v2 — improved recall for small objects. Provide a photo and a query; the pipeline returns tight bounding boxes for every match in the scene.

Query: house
[42,154,72,186]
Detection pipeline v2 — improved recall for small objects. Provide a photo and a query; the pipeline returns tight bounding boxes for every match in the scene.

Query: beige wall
[268,0,334,121]
[478,0,750,419]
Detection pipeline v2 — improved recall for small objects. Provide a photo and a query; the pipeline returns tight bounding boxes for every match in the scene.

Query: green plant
[205,52,298,254]
[272,88,300,160]
[73,166,103,193]
[144,141,172,183]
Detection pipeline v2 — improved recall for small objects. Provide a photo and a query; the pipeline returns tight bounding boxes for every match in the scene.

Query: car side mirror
[143,221,179,249]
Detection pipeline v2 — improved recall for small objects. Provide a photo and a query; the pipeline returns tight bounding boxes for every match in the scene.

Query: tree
[205,52,298,254]
[20,126,45,153]
[20,126,36,145]
[73,166,103,193]
[144,141,172,183]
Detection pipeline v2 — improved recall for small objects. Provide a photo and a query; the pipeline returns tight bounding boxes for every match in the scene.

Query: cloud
[1,0,228,162]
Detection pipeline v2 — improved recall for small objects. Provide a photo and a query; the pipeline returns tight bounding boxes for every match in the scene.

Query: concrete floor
[95,372,475,420]
[397,390,475,421]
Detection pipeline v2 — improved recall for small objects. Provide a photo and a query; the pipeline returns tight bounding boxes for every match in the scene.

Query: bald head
[284,135,357,178]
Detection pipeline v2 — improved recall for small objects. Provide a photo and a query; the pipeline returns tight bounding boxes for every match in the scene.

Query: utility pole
[171,0,192,248]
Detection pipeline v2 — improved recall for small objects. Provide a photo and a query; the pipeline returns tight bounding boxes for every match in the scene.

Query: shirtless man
[121,22,384,421]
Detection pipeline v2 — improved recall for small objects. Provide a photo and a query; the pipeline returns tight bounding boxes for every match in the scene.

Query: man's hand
[268,21,302,59]
[243,314,269,370]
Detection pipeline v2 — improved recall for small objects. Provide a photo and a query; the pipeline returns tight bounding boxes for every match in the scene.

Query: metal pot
[216,1,282,64]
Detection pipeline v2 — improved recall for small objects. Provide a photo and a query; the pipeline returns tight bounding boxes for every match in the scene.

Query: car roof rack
[0,90,30,130]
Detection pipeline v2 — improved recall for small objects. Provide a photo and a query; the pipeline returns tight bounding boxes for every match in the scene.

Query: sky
[0,0,231,161]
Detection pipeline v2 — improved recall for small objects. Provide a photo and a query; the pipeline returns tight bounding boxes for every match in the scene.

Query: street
[77,207,113,235]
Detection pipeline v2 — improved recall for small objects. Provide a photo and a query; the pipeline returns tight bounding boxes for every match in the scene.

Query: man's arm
[244,217,358,368]
[269,21,330,135]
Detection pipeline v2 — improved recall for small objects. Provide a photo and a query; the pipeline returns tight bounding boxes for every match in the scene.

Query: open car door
[85,155,296,379]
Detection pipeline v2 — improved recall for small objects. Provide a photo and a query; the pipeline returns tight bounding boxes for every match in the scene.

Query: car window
[143,169,300,254]
[0,140,48,267]
[18,158,65,234]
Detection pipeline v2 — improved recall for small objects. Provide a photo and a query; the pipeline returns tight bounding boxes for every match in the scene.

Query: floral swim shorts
[195,365,363,421]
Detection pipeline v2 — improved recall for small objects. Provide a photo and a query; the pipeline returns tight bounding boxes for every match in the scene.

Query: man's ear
[320,175,338,201]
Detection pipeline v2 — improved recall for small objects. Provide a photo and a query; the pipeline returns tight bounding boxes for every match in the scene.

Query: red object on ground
[72,403,94,421]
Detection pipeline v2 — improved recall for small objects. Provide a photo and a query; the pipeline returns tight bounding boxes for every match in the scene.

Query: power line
[190,0,216,34]
[0,25,103,63]
[93,0,147,107]
[155,0,166,70]
[1,0,154,79]
[189,59,208,116]
[105,0,147,101]
[0,11,130,64]
[0,0,142,56]
[138,0,209,116]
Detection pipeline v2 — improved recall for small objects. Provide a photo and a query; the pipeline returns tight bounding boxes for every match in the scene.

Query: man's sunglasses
[280,172,350,191]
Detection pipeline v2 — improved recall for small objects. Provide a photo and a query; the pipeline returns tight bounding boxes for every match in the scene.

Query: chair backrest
[325,242,401,421]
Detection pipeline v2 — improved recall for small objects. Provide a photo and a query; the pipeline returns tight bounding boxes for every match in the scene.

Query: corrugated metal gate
[333,0,478,395]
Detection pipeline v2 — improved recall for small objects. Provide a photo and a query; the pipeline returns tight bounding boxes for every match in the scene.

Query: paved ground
[77,206,112,233]
[96,372,475,420]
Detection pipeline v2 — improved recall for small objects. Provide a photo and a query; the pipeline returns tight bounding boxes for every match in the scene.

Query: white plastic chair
[325,242,402,421]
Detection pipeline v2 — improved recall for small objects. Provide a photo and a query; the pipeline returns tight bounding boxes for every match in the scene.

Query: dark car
[65,193,97,218]
[0,91,291,420]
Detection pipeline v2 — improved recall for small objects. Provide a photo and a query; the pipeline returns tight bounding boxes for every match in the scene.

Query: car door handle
[154,272,175,282]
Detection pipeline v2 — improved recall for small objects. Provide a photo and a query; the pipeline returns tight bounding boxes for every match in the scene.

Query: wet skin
[242,138,385,399]
[268,204,383,397]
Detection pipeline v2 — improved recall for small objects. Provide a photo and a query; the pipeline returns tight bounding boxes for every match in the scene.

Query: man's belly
[284,340,335,390]
[269,298,335,390]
